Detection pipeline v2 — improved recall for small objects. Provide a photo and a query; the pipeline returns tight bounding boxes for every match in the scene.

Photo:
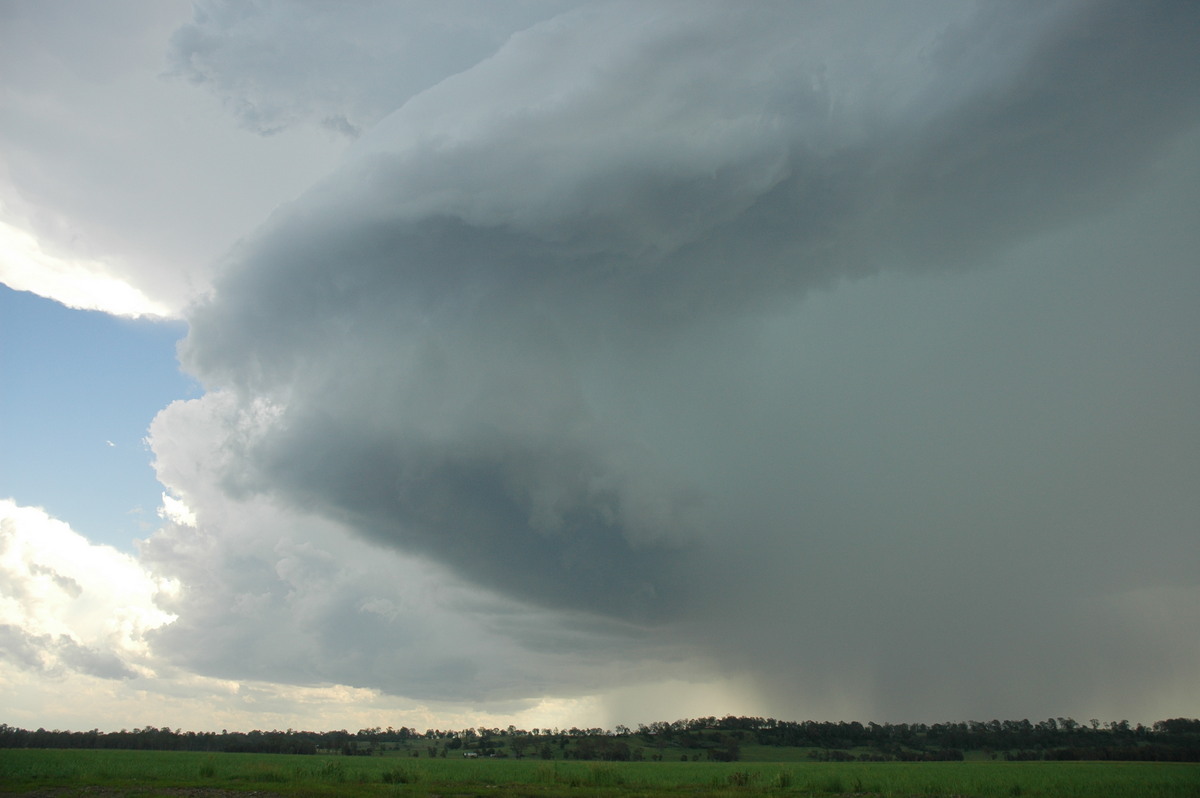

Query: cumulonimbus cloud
[152,0,1200,720]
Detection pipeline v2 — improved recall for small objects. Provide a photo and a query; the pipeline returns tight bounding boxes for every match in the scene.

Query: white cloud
[157,493,196,528]
[0,218,172,318]
[0,500,176,676]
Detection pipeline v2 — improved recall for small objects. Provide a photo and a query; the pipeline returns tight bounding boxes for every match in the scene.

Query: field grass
[0,748,1197,797]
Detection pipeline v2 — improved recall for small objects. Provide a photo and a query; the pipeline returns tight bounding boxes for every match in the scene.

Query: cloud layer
[3,1,1198,729]
[151,0,1200,722]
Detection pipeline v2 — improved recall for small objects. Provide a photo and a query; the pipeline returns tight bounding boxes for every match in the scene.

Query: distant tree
[510,735,531,758]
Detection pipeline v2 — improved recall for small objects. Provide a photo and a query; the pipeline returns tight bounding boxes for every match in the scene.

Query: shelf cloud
[131,0,1200,722]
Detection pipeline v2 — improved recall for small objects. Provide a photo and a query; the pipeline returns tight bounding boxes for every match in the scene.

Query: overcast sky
[2,0,1198,734]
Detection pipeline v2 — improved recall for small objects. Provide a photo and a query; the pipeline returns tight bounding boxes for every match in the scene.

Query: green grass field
[1,748,1197,797]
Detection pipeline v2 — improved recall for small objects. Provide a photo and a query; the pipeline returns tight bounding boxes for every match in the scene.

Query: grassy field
[1,748,1197,797]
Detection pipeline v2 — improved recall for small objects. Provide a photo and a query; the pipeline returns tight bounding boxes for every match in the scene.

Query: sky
[1,0,1198,734]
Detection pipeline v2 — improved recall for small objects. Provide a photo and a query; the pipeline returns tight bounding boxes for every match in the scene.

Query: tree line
[1,716,1197,762]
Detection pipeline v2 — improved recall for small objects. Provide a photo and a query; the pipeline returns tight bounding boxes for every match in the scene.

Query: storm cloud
[143,0,1200,722]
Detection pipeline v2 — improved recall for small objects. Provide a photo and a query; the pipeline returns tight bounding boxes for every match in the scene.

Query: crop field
[1,749,1197,798]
